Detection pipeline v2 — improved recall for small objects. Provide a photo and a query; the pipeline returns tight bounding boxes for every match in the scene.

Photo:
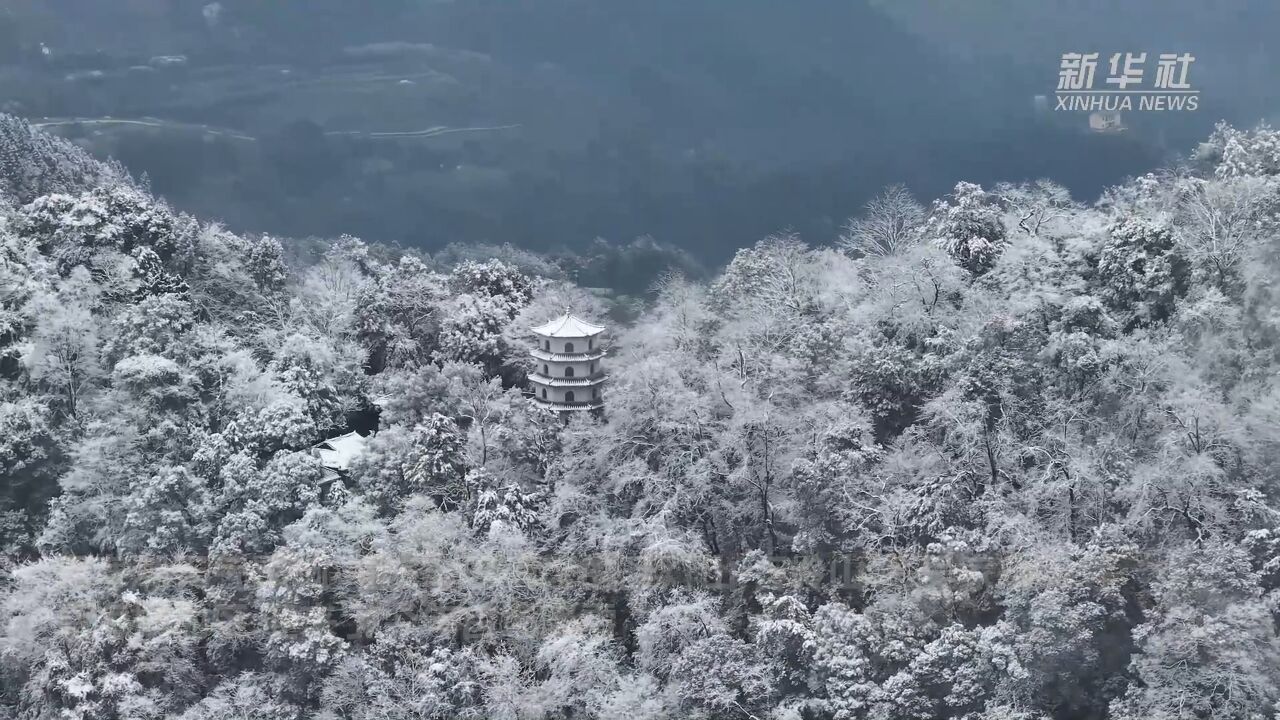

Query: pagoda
[529,309,606,411]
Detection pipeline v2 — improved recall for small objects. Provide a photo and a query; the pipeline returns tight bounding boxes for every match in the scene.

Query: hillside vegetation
[3,115,1280,719]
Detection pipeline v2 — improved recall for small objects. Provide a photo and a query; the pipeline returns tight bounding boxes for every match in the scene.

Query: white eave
[528,373,607,388]
[531,398,604,411]
[530,312,606,338]
[530,348,606,362]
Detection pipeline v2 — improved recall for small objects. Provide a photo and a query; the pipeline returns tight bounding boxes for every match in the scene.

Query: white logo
[1054,51,1198,112]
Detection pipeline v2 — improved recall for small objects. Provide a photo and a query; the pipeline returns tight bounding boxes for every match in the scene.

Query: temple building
[529,309,606,411]
[310,430,367,487]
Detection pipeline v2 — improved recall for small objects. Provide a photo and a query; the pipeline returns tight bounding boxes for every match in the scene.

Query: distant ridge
[0,114,131,204]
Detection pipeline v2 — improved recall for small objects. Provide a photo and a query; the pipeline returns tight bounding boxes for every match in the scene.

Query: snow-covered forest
[4,112,1280,719]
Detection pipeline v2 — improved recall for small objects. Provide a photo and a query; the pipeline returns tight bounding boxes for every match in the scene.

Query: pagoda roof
[531,311,606,338]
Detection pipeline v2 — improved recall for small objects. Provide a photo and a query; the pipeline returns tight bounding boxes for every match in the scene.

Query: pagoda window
[588,338,593,350]
[565,342,575,353]
[565,367,575,378]
[545,340,551,350]
[541,388,547,399]
[543,364,549,375]
[565,391,576,403]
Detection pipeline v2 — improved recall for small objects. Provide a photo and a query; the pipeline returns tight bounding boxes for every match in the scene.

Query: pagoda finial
[564,304,572,317]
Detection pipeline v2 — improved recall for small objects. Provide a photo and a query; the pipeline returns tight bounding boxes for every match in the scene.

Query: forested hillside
[4,114,1280,719]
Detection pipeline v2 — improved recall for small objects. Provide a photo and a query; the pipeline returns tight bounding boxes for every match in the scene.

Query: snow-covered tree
[1095,214,1189,328]
[841,184,925,258]
[927,182,1008,276]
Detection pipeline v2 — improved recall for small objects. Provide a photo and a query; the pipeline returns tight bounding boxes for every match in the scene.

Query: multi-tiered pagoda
[529,309,606,411]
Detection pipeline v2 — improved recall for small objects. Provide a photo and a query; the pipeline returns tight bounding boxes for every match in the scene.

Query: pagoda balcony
[530,348,606,362]
[528,372,608,387]
[531,397,605,411]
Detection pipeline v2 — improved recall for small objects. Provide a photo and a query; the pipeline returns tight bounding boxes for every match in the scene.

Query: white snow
[312,431,367,472]
[530,311,606,338]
